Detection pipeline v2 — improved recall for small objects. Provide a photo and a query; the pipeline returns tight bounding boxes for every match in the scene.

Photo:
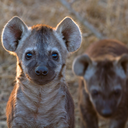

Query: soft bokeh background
[0,0,128,128]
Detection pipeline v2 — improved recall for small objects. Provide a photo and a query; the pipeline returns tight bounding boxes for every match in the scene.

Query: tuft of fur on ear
[56,17,82,52]
[116,54,128,75]
[1,16,28,52]
[73,54,92,76]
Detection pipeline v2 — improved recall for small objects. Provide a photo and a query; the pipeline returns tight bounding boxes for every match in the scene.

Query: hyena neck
[16,75,66,97]
[15,76,68,127]
[15,62,68,121]
[16,63,67,96]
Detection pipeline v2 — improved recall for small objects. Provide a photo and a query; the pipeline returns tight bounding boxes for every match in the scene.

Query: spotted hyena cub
[73,39,128,128]
[1,16,82,128]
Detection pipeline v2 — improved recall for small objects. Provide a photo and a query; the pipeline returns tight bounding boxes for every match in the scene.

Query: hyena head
[73,54,128,118]
[1,16,82,85]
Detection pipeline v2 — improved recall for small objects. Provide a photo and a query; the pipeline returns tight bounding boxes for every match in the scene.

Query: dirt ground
[0,0,128,128]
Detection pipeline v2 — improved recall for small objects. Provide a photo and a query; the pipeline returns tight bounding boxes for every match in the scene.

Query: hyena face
[17,25,67,85]
[73,54,128,118]
[2,16,81,85]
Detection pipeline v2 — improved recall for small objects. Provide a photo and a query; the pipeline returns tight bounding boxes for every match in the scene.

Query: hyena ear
[73,54,92,76]
[56,17,82,52]
[116,54,128,75]
[1,16,28,52]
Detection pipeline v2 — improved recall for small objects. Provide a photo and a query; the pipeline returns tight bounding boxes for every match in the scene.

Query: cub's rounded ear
[56,17,82,52]
[116,54,128,75]
[73,54,92,76]
[1,16,28,52]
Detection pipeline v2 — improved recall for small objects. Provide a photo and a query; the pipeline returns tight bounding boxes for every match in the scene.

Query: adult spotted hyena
[73,39,128,128]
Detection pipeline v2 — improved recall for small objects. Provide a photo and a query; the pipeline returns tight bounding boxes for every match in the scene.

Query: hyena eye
[91,90,99,97]
[26,52,33,60]
[52,52,59,60]
[114,89,121,97]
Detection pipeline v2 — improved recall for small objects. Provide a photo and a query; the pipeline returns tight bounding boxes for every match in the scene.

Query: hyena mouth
[26,73,57,85]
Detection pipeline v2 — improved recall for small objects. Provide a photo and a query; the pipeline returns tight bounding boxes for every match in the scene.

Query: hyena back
[73,39,128,128]
[1,16,82,128]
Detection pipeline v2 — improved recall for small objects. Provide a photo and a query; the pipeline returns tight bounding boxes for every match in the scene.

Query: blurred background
[0,0,128,128]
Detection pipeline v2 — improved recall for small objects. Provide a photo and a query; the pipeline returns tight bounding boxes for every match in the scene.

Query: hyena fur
[73,39,128,128]
[1,16,82,128]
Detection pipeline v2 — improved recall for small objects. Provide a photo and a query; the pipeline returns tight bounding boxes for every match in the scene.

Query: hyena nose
[101,109,112,117]
[35,66,48,76]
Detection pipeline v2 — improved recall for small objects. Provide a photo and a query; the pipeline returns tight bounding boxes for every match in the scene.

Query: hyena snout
[101,108,112,117]
[35,66,48,76]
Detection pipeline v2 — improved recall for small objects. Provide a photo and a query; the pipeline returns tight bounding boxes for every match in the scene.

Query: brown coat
[73,39,128,128]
